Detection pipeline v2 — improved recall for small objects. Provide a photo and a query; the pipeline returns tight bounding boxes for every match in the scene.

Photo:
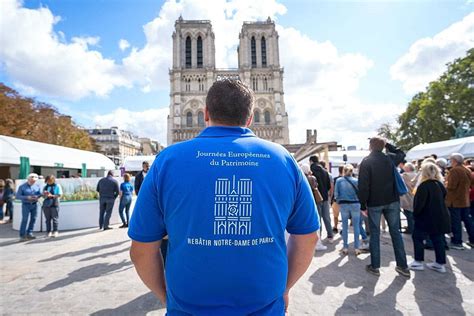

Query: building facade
[87,127,142,165]
[167,17,290,145]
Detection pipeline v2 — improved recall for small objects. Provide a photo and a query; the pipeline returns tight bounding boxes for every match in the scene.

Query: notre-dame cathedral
[167,17,290,145]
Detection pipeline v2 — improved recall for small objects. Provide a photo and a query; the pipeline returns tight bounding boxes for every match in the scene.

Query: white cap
[27,173,39,180]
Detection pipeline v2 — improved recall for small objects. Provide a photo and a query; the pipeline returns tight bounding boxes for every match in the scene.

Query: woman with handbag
[409,162,451,273]
[335,164,364,255]
[300,164,327,251]
[43,175,62,237]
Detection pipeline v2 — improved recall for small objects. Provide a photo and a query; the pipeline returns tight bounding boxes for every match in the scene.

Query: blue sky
[1,0,473,147]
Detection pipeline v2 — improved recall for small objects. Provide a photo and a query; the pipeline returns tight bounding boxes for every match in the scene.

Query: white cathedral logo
[214,175,252,235]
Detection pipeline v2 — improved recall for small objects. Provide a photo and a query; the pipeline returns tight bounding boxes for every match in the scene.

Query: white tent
[406,136,474,161]
[122,155,156,172]
[0,135,115,170]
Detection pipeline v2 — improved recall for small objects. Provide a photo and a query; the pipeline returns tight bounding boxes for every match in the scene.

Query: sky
[1,0,473,148]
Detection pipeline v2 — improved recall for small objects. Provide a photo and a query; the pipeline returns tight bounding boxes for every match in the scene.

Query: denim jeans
[317,201,333,238]
[403,209,414,233]
[6,200,13,219]
[20,203,38,237]
[412,228,446,264]
[360,214,368,240]
[43,206,59,232]
[340,203,361,249]
[99,198,115,229]
[449,207,474,245]
[118,195,132,225]
[368,201,408,269]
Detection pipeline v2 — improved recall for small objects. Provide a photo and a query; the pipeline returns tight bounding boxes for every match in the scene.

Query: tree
[0,83,97,151]
[377,122,399,144]
[386,49,474,151]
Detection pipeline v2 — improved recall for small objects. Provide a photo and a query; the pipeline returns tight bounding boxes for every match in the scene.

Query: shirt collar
[197,126,256,138]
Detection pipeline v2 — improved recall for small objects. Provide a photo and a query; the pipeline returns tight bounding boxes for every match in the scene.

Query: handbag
[306,175,323,203]
[392,165,408,196]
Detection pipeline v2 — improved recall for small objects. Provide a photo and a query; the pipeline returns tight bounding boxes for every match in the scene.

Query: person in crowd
[42,175,62,237]
[331,166,344,234]
[310,155,334,242]
[96,170,119,230]
[335,164,364,255]
[3,179,15,222]
[119,173,134,228]
[446,153,474,249]
[301,163,327,251]
[16,173,42,241]
[358,137,410,277]
[436,158,448,177]
[400,162,416,234]
[468,164,474,219]
[0,180,5,222]
[129,79,319,314]
[409,162,451,273]
[134,161,150,195]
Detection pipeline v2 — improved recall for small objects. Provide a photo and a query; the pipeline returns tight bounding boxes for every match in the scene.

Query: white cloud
[118,39,130,51]
[1,0,402,147]
[0,0,129,100]
[391,12,474,94]
[93,108,169,145]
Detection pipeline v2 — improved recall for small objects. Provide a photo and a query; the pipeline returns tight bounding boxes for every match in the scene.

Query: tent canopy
[0,135,115,170]
[406,136,474,161]
[122,155,156,172]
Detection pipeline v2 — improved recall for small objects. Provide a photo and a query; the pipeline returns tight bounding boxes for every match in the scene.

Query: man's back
[358,151,398,209]
[97,176,118,199]
[446,165,472,208]
[129,126,318,315]
[310,163,330,200]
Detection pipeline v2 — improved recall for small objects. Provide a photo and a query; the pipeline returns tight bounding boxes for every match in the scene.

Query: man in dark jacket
[358,137,409,277]
[134,161,150,195]
[310,156,334,241]
[97,170,119,230]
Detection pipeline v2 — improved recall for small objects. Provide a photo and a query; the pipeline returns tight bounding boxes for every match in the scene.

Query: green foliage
[0,83,97,151]
[386,49,474,151]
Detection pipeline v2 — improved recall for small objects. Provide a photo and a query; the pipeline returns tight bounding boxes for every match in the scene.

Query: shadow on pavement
[90,292,164,315]
[79,247,129,262]
[39,260,132,292]
[413,263,466,315]
[38,240,129,262]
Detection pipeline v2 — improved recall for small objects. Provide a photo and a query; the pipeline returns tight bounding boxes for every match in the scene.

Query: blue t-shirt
[120,182,134,196]
[128,126,319,316]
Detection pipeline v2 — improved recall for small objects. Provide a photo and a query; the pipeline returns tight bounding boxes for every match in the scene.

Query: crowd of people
[302,136,474,276]
[0,161,151,241]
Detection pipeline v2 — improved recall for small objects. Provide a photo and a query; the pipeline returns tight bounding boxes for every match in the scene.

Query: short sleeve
[128,161,166,242]
[286,168,320,234]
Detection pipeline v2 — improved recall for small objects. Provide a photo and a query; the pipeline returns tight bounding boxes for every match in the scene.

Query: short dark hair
[142,161,149,166]
[309,155,319,163]
[107,170,114,177]
[206,79,254,126]
[338,166,344,174]
[369,136,386,152]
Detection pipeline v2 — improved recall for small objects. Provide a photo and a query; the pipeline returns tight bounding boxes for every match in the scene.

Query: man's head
[450,153,464,167]
[309,155,319,164]
[369,136,386,152]
[107,170,114,177]
[27,173,38,185]
[205,79,254,126]
[142,161,150,172]
[47,175,56,185]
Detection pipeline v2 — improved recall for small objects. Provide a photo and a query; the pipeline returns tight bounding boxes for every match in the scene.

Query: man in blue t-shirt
[128,79,319,315]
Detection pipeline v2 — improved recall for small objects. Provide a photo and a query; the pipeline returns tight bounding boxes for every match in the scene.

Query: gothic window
[185,36,192,68]
[264,110,271,125]
[261,36,267,67]
[197,36,203,68]
[251,36,257,68]
[263,77,268,91]
[186,111,193,127]
[198,111,205,127]
[252,77,258,91]
[254,111,260,123]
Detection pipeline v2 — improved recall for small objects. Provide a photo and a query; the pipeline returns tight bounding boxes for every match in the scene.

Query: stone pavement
[1,220,473,316]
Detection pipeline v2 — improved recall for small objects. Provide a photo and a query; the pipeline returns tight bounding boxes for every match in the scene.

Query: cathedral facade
[167,17,290,145]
